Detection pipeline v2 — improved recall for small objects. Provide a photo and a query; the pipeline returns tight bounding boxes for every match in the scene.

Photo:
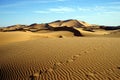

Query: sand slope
[0,31,75,45]
[0,36,120,80]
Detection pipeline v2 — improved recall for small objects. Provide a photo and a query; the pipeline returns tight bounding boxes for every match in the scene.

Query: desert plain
[0,19,120,80]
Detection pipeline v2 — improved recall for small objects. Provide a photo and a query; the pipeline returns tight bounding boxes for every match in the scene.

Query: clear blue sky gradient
[0,0,120,27]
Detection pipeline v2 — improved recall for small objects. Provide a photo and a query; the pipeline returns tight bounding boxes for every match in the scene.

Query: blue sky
[0,0,120,27]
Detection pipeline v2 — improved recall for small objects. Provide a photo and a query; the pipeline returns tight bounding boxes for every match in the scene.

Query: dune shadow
[52,26,83,36]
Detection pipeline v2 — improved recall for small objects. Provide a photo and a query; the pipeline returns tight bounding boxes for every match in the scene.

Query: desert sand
[0,20,120,80]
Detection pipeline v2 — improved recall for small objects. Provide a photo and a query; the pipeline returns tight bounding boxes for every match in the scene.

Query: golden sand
[0,20,120,80]
[0,28,120,80]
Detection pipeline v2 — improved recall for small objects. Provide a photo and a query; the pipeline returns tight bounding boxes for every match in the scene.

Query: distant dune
[49,19,91,27]
[0,19,91,32]
[0,19,119,37]
[0,19,120,80]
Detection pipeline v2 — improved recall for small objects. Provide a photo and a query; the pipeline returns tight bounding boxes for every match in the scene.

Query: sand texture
[0,35,120,80]
[0,19,120,80]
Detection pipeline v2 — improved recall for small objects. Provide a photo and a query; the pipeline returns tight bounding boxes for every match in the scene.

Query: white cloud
[34,7,75,14]
[78,6,106,12]
[102,11,120,14]
[34,11,49,14]
[93,6,106,11]
[78,8,91,11]
[107,6,120,10]
[78,5,120,12]
[49,7,75,13]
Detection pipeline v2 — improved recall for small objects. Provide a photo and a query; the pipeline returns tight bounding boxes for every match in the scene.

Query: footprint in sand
[66,54,81,63]
[73,54,80,58]
[55,62,62,66]
[46,68,54,73]
[71,54,80,60]
[30,72,39,80]
[84,51,88,53]
[39,70,43,75]
[53,62,62,69]
[66,59,74,63]
[85,72,95,78]
[117,66,120,69]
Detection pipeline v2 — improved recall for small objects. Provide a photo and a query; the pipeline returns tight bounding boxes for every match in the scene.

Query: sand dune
[48,20,63,27]
[0,31,75,45]
[0,36,120,80]
[0,19,120,80]
[48,19,91,28]
[105,30,120,37]
[75,28,110,37]
[0,32,43,45]
[61,19,85,27]
[0,32,32,45]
